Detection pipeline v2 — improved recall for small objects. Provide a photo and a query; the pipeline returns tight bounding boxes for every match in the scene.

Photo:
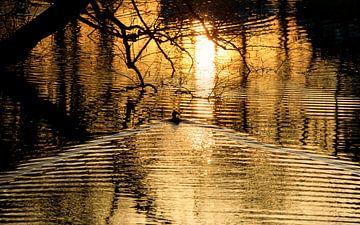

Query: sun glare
[195,35,216,95]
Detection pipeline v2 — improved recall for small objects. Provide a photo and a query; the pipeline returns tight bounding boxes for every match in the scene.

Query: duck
[170,110,181,124]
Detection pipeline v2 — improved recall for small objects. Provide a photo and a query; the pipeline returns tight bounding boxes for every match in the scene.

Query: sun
[194,35,216,95]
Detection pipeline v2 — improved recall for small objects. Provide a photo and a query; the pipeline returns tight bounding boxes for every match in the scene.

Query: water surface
[1,0,360,224]
[1,122,360,224]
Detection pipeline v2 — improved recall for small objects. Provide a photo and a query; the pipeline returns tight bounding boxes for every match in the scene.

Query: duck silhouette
[170,110,181,124]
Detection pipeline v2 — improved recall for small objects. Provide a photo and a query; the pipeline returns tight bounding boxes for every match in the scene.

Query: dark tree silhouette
[1,0,258,89]
[0,0,91,65]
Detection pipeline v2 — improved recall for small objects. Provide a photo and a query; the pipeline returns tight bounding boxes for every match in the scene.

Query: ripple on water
[0,122,359,225]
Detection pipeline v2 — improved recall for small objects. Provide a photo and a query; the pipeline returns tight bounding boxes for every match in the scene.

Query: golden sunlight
[191,20,213,34]
[194,35,216,96]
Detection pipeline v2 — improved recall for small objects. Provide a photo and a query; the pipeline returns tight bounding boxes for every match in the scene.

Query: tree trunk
[0,0,90,65]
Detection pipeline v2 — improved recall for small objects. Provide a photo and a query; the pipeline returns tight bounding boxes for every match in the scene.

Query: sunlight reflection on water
[1,0,360,223]
[0,122,359,224]
[1,0,359,164]
[195,35,216,97]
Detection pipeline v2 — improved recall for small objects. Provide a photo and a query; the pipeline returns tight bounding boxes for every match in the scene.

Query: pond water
[1,0,360,224]
[1,122,360,224]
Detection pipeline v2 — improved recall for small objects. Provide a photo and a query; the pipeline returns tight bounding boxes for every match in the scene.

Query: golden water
[1,0,360,224]
[1,122,359,224]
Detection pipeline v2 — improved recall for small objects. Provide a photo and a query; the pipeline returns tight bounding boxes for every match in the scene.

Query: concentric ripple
[1,122,359,225]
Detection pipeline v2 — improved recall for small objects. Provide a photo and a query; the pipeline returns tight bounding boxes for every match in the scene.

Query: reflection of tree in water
[54,21,86,138]
[0,21,88,169]
[106,135,172,224]
[0,2,359,224]
[1,0,360,167]
[335,59,360,161]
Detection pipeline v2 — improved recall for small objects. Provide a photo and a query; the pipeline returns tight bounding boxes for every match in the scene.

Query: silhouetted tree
[1,0,255,90]
[0,0,91,65]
